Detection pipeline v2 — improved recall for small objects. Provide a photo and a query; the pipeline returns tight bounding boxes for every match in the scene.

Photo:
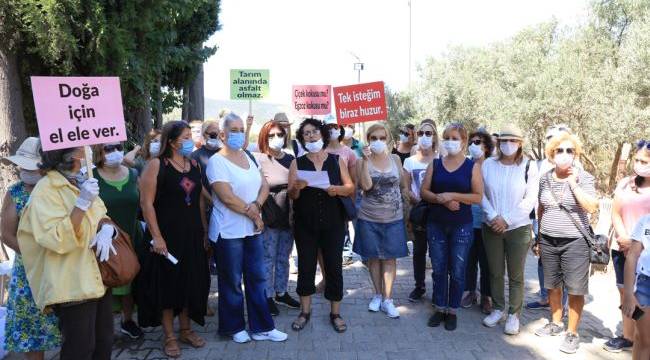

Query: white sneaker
[368,294,382,312]
[482,309,505,328]
[232,330,251,343]
[504,314,520,335]
[251,328,288,342]
[380,299,400,318]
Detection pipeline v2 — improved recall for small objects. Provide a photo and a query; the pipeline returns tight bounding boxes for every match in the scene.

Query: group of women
[0,112,649,359]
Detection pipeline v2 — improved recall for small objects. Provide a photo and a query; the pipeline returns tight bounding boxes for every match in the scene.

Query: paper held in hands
[296,170,331,190]
[149,241,179,264]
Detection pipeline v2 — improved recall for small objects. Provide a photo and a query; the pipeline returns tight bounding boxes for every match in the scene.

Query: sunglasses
[268,133,285,139]
[470,139,482,145]
[206,132,219,139]
[555,147,575,155]
[400,131,410,136]
[103,144,123,152]
[417,131,435,137]
[500,139,520,143]
[370,136,387,142]
[637,140,650,150]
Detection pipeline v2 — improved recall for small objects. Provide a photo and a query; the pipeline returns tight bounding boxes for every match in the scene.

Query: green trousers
[483,224,531,315]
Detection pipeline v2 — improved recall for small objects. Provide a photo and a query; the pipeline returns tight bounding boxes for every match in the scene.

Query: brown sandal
[330,313,347,333]
[179,328,206,348]
[163,335,181,358]
[291,312,311,331]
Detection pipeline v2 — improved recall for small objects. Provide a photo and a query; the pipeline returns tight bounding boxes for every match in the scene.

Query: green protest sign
[230,69,270,100]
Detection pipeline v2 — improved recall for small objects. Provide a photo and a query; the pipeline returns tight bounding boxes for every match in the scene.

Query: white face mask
[19,169,42,185]
[499,142,519,157]
[468,143,484,159]
[369,140,387,154]
[634,162,650,177]
[329,128,342,141]
[399,134,409,143]
[104,150,124,167]
[149,142,161,156]
[344,127,354,139]
[305,139,324,153]
[442,140,462,155]
[269,136,285,151]
[206,138,220,149]
[418,136,433,149]
[554,153,574,169]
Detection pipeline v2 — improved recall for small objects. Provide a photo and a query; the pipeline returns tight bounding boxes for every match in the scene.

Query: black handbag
[546,173,610,265]
[330,154,357,221]
[261,185,290,229]
[409,200,429,226]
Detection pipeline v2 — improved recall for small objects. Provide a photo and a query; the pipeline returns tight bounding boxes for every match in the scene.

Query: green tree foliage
[411,0,650,191]
[3,0,220,141]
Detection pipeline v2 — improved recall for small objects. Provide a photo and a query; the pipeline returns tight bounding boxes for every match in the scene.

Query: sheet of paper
[296,170,331,190]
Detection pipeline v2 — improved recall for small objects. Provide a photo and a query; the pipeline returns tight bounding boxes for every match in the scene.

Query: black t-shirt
[392,148,410,165]
[276,153,294,169]
[191,145,220,191]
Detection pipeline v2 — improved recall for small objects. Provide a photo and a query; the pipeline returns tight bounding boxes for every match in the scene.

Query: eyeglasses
[500,139,520,143]
[470,139,482,145]
[417,131,435,137]
[555,147,575,155]
[268,133,285,139]
[369,136,387,141]
[206,132,218,139]
[637,140,650,150]
[400,131,410,136]
[302,130,320,137]
[103,144,123,152]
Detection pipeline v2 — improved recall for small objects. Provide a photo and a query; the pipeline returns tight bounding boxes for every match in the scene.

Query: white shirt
[631,214,650,277]
[481,157,539,230]
[403,155,431,201]
[206,153,262,241]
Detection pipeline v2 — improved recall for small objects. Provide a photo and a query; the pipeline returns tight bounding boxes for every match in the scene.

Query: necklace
[170,157,188,173]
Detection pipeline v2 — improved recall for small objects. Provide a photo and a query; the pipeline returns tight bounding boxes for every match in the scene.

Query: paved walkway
[24,250,630,360]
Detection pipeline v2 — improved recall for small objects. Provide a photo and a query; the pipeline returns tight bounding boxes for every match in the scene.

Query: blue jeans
[427,221,474,310]
[215,235,274,335]
[262,228,293,297]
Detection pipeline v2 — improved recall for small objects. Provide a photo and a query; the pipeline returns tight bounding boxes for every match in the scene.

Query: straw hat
[1,137,41,170]
[273,112,292,126]
[498,124,524,141]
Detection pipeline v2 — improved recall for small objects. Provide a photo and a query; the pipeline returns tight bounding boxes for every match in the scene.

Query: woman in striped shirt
[534,132,599,354]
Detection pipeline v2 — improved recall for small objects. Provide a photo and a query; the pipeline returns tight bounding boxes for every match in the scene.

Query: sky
[204,0,588,110]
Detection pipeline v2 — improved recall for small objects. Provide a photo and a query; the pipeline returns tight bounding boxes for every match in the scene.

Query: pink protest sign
[30,76,127,151]
[292,85,331,115]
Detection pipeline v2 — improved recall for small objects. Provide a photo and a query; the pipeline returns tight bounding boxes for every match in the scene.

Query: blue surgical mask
[180,139,194,157]
[227,132,245,150]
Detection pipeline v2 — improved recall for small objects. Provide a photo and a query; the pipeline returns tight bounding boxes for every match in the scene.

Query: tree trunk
[608,142,624,193]
[130,89,152,143]
[181,81,190,122]
[0,41,27,206]
[153,75,163,129]
[187,65,204,121]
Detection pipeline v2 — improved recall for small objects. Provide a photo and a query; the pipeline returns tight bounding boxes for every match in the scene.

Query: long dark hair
[296,118,329,149]
[159,121,190,159]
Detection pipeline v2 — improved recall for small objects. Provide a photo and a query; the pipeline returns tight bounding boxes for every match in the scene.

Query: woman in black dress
[139,121,210,358]
[287,118,354,333]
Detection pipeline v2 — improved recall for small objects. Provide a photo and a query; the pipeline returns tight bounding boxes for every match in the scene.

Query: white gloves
[75,178,100,211]
[90,224,117,262]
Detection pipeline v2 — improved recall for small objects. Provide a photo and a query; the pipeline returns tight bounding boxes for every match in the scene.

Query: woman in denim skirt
[354,123,409,319]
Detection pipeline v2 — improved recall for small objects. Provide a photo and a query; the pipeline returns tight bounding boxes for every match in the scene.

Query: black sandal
[291,312,311,331]
[329,313,347,333]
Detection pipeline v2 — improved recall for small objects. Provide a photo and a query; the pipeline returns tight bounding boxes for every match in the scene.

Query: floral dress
[4,182,61,352]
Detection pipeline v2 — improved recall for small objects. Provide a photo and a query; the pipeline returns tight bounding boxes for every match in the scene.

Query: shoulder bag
[97,219,141,288]
[545,173,610,265]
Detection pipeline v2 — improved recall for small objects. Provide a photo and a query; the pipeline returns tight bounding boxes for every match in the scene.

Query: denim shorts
[353,218,408,259]
[612,249,626,287]
[636,273,650,307]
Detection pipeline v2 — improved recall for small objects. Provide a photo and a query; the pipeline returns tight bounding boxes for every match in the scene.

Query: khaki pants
[483,224,531,315]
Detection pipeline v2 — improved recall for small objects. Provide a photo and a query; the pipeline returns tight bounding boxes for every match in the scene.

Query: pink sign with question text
[292,85,331,115]
[31,76,127,151]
